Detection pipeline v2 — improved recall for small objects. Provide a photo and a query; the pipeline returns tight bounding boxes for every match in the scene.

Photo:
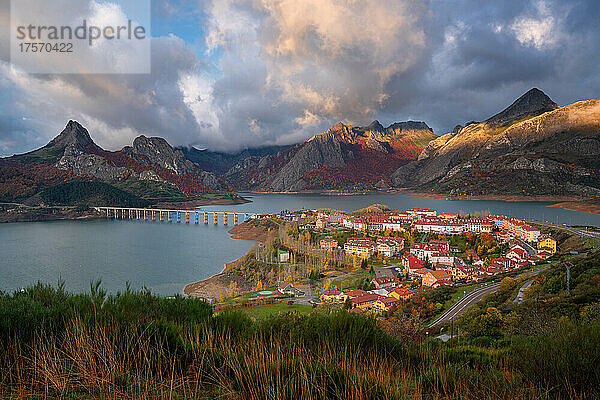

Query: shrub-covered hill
[40,180,151,207]
[1,280,599,399]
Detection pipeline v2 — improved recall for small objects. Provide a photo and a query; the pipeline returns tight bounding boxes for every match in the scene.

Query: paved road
[428,264,554,328]
[531,221,600,246]
[428,283,499,327]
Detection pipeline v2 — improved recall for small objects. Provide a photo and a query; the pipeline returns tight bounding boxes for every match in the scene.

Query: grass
[1,281,598,399]
[239,302,313,319]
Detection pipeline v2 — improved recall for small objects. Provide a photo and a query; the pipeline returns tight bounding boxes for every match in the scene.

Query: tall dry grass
[1,284,596,399]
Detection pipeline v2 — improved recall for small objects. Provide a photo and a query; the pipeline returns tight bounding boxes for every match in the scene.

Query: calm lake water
[1,193,599,296]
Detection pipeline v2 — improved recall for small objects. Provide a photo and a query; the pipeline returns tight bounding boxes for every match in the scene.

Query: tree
[344,297,352,310]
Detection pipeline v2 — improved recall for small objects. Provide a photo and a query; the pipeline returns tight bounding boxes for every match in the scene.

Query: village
[309,207,557,314]
[209,205,560,318]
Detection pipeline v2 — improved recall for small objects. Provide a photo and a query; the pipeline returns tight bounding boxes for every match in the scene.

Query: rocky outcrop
[269,131,346,191]
[123,136,196,175]
[224,120,436,192]
[486,88,559,126]
[391,89,600,197]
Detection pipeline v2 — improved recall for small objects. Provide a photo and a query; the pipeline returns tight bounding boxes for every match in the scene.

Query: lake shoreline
[0,196,251,224]
[184,222,270,300]
[245,189,599,213]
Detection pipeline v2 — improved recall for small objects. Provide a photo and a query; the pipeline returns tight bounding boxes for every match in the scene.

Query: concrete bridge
[93,207,260,226]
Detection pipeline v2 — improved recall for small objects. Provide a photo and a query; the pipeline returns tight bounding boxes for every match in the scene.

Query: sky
[1,0,599,156]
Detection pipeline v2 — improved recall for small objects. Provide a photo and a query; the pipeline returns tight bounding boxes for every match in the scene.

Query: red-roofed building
[344,289,368,299]
[401,253,425,276]
[372,297,400,313]
[507,247,528,262]
[376,236,405,256]
[344,237,375,258]
[423,270,452,287]
[389,287,424,300]
[320,237,339,250]
[320,289,346,303]
[371,276,401,289]
[351,294,381,310]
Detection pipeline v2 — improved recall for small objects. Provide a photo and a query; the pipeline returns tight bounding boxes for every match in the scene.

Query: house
[428,240,450,250]
[492,216,540,242]
[506,247,528,262]
[413,220,464,235]
[315,219,327,230]
[463,218,494,233]
[537,235,557,254]
[326,213,348,224]
[344,289,369,299]
[372,297,400,313]
[410,242,428,259]
[406,208,437,218]
[429,250,455,266]
[438,213,458,220]
[401,253,425,276]
[278,250,290,263]
[320,237,339,250]
[344,237,375,259]
[389,287,424,300]
[411,268,433,280]
[496,231,511,243]
[452,265,477,280]
[371,276,401,289]
[376,236,405,256]
[351,294,381,310]
[537,250,553,260]
[422,270,452,287]
[489,256,512,271]
[320,289,346,303]
[277,282,304,296]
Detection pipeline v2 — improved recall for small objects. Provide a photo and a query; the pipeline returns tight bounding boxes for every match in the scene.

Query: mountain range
[1,88,599,205]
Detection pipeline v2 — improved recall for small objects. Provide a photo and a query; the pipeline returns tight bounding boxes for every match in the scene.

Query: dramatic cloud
[1,0,600,156]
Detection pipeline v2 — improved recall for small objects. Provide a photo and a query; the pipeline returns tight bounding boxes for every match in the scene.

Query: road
[428,283,499,327]
[531,221,600,246]
[428,264,553,328]
[429,222,600,327]
[514,279,534,304]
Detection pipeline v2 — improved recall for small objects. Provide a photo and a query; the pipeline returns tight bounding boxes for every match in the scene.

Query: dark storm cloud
[1,0,599,156]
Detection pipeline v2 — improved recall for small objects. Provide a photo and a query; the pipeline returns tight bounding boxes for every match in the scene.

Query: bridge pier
[186,212,190,224]
[195,212,199,224]
[234,213,239,225]
[224,213,228,225]
[214,213,218,225]
[204,212,208,224]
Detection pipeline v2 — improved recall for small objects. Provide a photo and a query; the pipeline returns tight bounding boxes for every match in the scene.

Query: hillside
[0,121,233,204]
[391,89,600,197]
[2,255,599,399]
[39,181,151,207]
[225,120,437,191]
[179,144,293,175]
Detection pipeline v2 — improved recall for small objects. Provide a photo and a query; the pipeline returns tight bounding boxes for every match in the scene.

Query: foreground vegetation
[1,278,599,399]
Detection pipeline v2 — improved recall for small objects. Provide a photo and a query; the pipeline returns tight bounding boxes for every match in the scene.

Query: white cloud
[511,1,561,50]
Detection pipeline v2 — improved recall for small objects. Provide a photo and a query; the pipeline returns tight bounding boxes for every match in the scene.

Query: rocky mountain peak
[486,88,559,126]
[126,135,194,175]
[47,120,97,152]
[365,120,385,132]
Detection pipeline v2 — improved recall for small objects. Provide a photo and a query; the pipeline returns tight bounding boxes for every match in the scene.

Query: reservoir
[1,193,598,296]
